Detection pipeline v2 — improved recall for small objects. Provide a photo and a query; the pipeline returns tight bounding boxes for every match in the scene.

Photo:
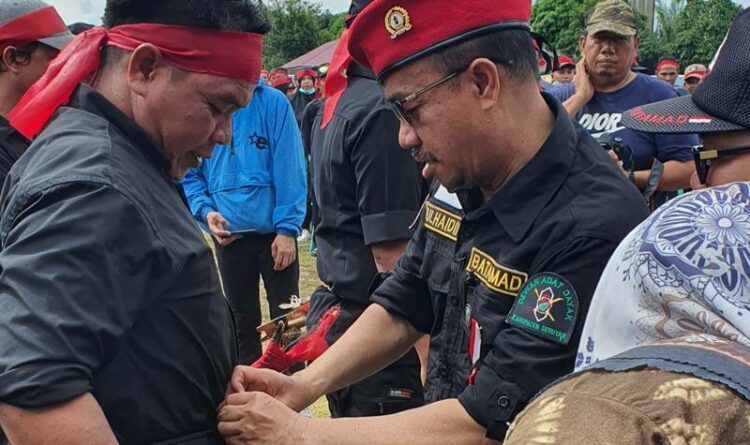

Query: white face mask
[299,88,316,95]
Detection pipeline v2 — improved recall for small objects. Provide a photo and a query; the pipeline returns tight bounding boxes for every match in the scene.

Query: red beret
[296,69,317,79]
[348,0,532,80]
[557,55,575,68]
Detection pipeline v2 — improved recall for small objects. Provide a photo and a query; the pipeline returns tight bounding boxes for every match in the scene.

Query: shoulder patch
[466,248,527,297]
[424,201,461,241]
[505,273,579,345]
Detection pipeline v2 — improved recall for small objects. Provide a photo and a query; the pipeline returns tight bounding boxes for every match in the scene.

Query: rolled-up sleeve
[458,236,618,440]
[350,109,425,246]
[0,182,168,408]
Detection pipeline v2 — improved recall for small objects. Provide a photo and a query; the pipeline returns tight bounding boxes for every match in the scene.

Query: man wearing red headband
[288,68,318,127]
[0,1,269,444]
[655,56,680,87]
[217,0,646,442]
[0,0,72,184]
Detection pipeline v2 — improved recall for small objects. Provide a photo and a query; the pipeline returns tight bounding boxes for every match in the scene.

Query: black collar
[463,93,578,242]
[67,85,171,175]
[347,62,376,80]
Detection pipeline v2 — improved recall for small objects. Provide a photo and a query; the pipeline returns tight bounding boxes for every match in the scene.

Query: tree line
[262,0,743,72]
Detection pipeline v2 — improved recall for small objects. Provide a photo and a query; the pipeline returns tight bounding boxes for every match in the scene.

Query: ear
[127,43,168,97]
[1,46,24,74]
[633,35,641,52]
[467,58,500,111]
[579,35,586,54]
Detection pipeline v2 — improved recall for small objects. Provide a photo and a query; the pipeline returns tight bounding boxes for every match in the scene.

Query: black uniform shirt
[290,91,316,128]
[371,94,648,439]
[0,116,29,186]
[311,64,427,304]
[0,86,237,444]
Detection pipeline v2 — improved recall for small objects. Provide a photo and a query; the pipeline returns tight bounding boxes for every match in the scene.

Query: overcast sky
[47,0,750,26]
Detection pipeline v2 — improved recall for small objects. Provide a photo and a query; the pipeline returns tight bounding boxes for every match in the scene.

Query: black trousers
[216,233,299,364]
[307,286,424,417]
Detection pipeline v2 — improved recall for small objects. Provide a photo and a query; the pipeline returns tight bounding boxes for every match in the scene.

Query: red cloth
[557,55,575,68]
[9,24,263,139]
[656,59,680,72]
[0,6,67,47]
[321,28,352,129]
[348,0,531,79]
[271,75,293,88]
[251,306,341,373]
[296,69,317,80]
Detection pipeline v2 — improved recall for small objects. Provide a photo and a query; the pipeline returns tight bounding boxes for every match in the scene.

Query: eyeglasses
[692,144,750,184]
[389,70,461,126]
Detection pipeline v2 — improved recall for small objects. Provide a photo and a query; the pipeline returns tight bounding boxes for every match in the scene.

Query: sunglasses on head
[692,144,750,184]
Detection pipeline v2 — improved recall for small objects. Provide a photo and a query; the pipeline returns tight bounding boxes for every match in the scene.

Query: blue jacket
[182,80,307,237]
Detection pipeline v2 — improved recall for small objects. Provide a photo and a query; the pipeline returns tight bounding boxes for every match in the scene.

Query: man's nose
[398,121,422,150]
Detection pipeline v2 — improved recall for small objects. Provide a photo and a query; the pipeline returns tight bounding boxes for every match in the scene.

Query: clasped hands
[217,366,319,445]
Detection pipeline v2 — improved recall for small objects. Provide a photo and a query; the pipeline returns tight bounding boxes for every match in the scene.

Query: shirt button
[439,367,449,378]
[497,395,511,409]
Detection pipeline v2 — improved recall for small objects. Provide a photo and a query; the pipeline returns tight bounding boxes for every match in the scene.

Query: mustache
[411,148,438,163]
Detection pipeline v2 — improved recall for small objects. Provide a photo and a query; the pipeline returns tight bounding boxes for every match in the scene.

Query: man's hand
[271,234,296,271]
[207,211,237,246]
[226,366,319,412]
[607,150,630,179]
[563,58,596,116]
[218,392,309,445]
[572,58,595,103]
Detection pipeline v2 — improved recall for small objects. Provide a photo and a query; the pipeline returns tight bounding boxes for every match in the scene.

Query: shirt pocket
[421,231,455,293]
[467,282,515,352]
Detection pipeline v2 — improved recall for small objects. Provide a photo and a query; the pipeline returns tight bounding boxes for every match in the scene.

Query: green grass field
[258,238,330,418]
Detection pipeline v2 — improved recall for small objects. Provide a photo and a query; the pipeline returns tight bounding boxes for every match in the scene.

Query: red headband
[0,6,67,47]
[656,59,679,72]
[9,24,263,139]
[296,69,317,79]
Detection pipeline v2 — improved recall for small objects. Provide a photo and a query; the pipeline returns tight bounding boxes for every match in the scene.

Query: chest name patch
[506,273,579,345]
[466,248,528,297]
[424,201,461,241]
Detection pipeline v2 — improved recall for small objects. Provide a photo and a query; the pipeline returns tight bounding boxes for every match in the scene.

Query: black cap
[623,8,750,134]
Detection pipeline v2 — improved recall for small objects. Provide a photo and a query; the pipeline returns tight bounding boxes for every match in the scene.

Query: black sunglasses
[389,70,461,126]
[692,144,750,184]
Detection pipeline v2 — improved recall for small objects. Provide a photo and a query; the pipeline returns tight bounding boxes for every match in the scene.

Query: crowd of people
[0,0,748,444]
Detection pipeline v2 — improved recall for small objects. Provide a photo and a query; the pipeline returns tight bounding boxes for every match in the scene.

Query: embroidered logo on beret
[506,273,579,345]
[385,6,412,39]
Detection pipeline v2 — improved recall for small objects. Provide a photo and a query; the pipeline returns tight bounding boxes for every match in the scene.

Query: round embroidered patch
[505,273,579,345]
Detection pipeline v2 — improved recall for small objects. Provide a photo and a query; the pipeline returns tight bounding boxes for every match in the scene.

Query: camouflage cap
[585,0,638,37]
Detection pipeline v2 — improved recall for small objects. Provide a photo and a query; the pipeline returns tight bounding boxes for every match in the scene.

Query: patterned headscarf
[577,182,750,370]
